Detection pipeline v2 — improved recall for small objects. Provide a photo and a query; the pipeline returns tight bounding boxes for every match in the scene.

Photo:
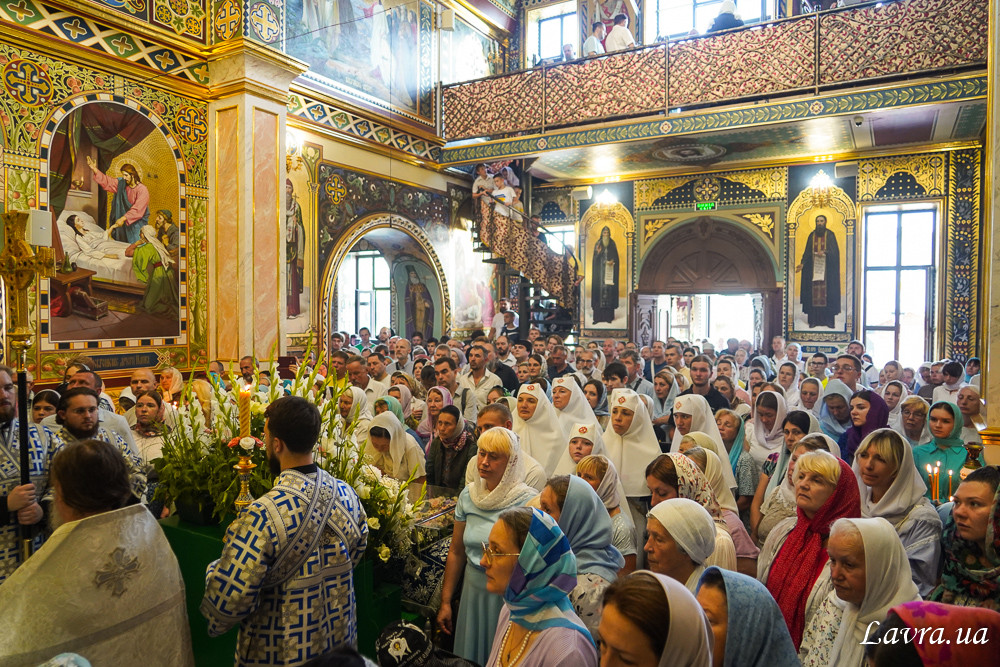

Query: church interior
[3,0,1000,663]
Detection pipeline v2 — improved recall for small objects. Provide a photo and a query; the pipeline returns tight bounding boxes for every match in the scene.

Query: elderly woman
[799,518,919,666]
[750,410,816,538]
[840,390,889,465]
[914,401,985,501]
[514,383,568,475]
[957,384,986,445]
[426,404,478,491]
[364,411,426,484]
[852,428,941,595]
[695,567,798,667]
[373,395,421,446]
[818,379,853,441]
[930,465,1000,609]
[758,450,860,648]
[646,498,723,592]
[753,434,837,546]
[158,367,184,403]
[438,428,538,665]
[539,475,624,636]
[896,394,931,446]
[416,385,452,444]
[645,454,738,573]
[481,507,597,667]
[598,571,714,667]
[334,386,372,447]
[576,455,636,575]
[387,381,422,428]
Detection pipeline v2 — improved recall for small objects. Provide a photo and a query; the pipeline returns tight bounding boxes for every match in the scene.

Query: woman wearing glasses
[480,507,598,667]
[438,427,538,666]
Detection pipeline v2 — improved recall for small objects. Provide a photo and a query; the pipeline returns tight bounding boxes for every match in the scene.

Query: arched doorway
[635,216,781,349]
[319,214,451,346]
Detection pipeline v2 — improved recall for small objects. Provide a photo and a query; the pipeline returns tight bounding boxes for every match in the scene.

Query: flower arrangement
[155,339,427,575]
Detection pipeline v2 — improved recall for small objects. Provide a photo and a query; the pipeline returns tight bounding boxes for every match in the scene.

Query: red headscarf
[891,601,1000,665]
[767,456,860,647]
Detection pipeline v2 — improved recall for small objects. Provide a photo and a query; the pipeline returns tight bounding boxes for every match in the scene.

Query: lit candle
[948,470,953,499]
[933,466,940,503]
[239,388,252,438]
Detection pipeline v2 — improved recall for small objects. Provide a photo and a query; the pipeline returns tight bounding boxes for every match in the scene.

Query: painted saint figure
[405,265,434,340]
[285,179,305,318]
[85,155,149,243]
[591,225,619,324]
[155,209,180,257]
[126,225,178,318]
[797,214,841,328]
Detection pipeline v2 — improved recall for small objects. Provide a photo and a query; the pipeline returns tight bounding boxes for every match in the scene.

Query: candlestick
[239,388,251,438]
[948,470,953,499]
[233,454,257,515]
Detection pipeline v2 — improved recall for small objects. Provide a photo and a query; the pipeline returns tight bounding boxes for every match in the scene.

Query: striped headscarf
[504,508,593,644]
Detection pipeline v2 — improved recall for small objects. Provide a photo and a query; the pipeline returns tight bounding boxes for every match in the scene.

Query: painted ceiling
[521,101,986,182]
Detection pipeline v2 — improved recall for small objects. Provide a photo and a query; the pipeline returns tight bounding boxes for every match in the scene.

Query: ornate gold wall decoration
[719,168,787,200]
[643,217,675,243]
[857,154,946,200]
[634,177,692,210]
[741,213,775,239]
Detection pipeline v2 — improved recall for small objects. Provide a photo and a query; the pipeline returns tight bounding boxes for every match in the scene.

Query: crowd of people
[3,317,1000,666]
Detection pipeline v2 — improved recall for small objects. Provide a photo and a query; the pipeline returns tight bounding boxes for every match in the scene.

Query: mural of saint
[796,214,841,328]
[85,155,149,243]
[126,225,179,317]
[155,210,180,259]
[286,179,305,318]
[591,226,620,324]
[405,264,434,339]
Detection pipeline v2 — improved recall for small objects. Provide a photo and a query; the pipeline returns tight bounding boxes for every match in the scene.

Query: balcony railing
[441,0,986,141]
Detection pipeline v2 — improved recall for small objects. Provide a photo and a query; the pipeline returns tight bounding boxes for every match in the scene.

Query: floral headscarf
[416,386,452,439]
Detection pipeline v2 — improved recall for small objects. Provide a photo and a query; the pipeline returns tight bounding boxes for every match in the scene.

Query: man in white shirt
[490,174,516,216]
[347,355,386,404]
[604,14,636,51]
[471,164,493,200]
[583,21,606,56]
[387,338,413,375]
[462,344,502,408]
[489,298,518,338]
[770,335,787,368]
[495,335,517,367]
[434,357,480,422]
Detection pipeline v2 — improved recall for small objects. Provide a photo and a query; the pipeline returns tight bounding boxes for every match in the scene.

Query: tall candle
[948,470,953,499]
[933,467,940,503]
[239,388,251,438]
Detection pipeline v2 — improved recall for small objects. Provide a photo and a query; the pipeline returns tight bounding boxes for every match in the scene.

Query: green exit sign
[696,202,717,211]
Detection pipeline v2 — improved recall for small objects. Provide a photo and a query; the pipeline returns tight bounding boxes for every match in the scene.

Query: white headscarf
[749,390,787,466]
[468,427,536,511]
[603,388,663,497]
[827,517,920,667]
[852,427,928,524]
[669,394,723,452]
[878,380,908,433]
[337,386,372,445]
[648,498,717,566]
[554,422,607,475]
[551,376,596,435]
[776,361,801,409]
[513,383,568,475]
[629,571,714,667]
[139,224,174,267]
[799,376,825,418]
[681,431,737,495]
[364,411,420,482]
[697,447,739,514]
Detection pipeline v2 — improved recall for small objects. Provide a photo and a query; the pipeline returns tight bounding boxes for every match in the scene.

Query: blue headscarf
[696,567,799,667]
[818,378,854,441]
[727,414,746,471]
[556,476,624,582]
[505,508,593,644]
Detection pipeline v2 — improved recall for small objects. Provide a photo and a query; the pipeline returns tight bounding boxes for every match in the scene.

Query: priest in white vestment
[0,439,193,666]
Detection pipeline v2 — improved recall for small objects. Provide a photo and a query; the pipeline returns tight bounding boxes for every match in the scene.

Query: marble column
[978,8,1000,464]
[207,42,307,362]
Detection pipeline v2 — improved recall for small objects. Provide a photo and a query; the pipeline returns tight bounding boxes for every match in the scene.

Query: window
[544,224,576,256]
[339,250,391,336]
[861,203,938,368]
[525,1,577,65]
[645,0,776,41]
